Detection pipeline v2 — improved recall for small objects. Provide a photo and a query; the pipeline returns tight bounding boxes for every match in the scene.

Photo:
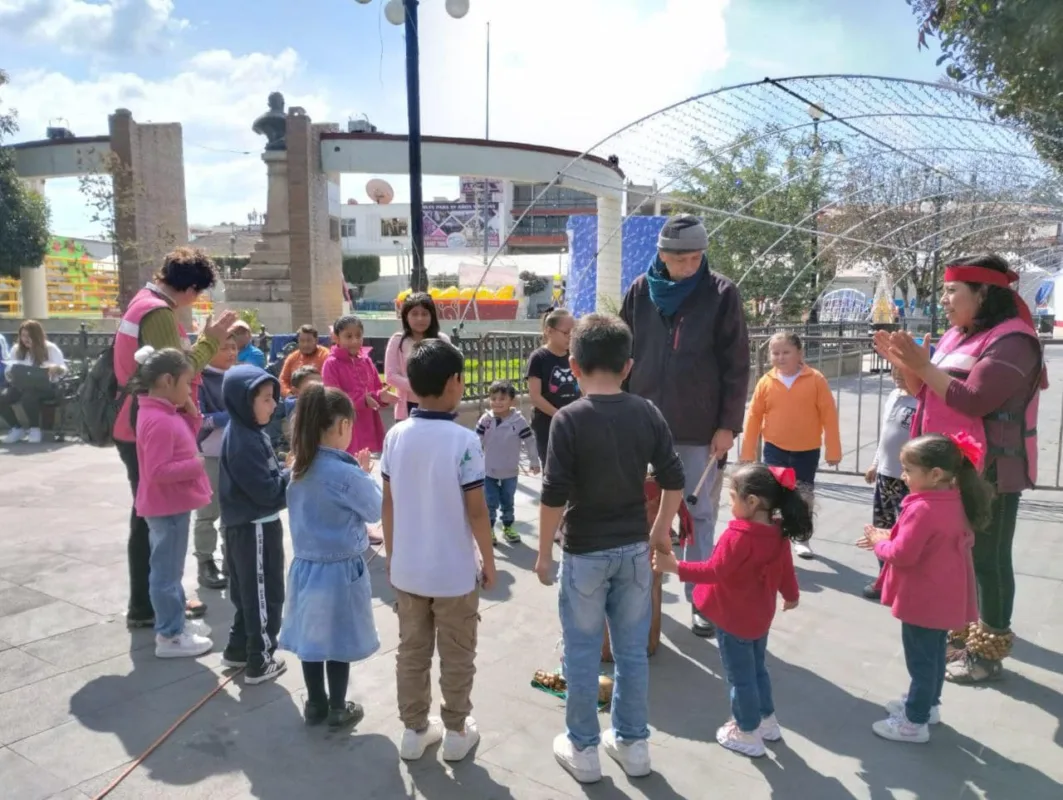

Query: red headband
[943,265,1034,329]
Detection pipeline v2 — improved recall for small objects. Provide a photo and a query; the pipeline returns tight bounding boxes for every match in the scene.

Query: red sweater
[677,519,799,640]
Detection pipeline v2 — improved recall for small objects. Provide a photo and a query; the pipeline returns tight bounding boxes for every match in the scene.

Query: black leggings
[116,440,153,618]
[973,491,1020,631]
[302,661,350,710]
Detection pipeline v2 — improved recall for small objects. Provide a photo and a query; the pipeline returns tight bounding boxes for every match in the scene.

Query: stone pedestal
[242,151,291,281]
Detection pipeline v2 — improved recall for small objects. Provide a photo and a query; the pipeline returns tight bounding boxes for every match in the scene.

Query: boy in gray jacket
[475,380,540,544]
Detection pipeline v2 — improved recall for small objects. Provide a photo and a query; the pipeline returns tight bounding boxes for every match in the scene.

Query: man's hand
[783,598,799,611]
[202,311,239,343]
[534,552,554,586]
[826,459,840,468]
[864,465,877,484]
[649,523,673,555]
[710,429,734,460]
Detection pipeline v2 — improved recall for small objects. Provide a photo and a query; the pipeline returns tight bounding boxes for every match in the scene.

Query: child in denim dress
[279,383,382,728]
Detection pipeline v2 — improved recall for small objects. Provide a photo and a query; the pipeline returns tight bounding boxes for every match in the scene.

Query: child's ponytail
[956,460,993,532]
[730,464,814,543]
[291,383,356,480]
[903,433,995,533]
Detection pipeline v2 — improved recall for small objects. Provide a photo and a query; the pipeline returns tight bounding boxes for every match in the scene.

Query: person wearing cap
[875,253,1046,685]
[620,214,750,639]
[231,320,266,368]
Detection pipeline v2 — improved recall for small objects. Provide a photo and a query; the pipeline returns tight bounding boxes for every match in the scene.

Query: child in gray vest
[475,380,540,544]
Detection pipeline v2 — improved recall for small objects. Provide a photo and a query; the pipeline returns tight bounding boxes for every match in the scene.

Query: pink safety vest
[913,317,1042,485]
[112,286,200,442]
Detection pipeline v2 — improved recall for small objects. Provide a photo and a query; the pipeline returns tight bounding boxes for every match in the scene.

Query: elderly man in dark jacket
[620,215,750,638]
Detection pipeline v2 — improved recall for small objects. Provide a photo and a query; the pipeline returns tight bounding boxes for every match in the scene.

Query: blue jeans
[902,623,947,724]
[484,476,517,527]
[716,629,775,732]
[676,445,719,603]
[762,443,820,487]
[559,542,652,749]
[146,512,191,638]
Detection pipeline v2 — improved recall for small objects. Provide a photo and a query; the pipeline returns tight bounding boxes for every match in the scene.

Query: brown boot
[945,621,1012,684]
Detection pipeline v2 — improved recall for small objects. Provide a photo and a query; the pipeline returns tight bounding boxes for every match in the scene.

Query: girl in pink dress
[385,293,451,420]
[322,315,395,454]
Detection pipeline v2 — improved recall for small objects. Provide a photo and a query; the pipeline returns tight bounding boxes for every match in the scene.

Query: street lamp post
[356,0,470,292]
[920,169,958,336]
[807,104,824,324]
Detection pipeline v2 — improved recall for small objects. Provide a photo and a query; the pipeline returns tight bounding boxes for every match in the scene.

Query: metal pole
[482,21,491,266]
[404,0,427,292]
[929,174,943,336]
[809,118,820,323]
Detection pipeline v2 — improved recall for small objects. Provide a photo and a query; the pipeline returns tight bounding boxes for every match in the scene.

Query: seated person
[231,320,266,368]
[278,324,329,396]
[1,320,67,444]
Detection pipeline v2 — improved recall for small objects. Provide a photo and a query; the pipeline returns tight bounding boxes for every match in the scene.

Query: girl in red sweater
[653,463,811,758]
[858,433,988,744]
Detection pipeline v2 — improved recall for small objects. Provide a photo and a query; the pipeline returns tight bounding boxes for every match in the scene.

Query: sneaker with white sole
[885,696,941,725]
[400,717,444,760]
[871,713,929,743]
[553,733,601,783]
[185,619,212,638]
[2,427,24,445]
[602,730,651,777]
[793,541,815,560]
[155,631,213,658]
[716,720,766,758]
[26,427,43,444]
[245,655,287,685]
[442,717,480,762]
[757,714,782,742]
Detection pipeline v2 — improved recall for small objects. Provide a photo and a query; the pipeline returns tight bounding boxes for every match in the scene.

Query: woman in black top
[525,308,580,465]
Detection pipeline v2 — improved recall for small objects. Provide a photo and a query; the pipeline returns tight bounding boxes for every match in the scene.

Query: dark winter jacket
[620,262,750,445]
[219,365,289,525]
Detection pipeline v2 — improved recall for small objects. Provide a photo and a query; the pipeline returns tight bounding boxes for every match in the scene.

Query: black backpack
[76,343,126,447]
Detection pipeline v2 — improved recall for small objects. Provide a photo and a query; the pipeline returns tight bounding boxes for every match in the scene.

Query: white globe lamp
[384,0,405,25]
[445,0,470,19]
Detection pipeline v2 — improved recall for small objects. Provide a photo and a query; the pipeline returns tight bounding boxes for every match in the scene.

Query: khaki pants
[395,588,479,732]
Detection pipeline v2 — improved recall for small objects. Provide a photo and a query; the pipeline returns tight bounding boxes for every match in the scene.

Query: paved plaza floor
[1,441,1062,799]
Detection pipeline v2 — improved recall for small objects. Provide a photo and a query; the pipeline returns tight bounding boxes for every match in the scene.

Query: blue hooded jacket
[219,365,289,525]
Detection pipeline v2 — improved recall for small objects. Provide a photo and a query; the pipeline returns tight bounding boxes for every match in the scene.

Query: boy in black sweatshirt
[219,364,289,684]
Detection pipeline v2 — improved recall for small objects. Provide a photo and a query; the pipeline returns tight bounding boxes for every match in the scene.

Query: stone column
[595,193,623,311]
[19,178,49,319]
[241,150,291,280]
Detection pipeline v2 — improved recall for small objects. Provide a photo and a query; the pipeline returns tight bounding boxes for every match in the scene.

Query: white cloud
[0,0,187,54]
[5,48,334,234]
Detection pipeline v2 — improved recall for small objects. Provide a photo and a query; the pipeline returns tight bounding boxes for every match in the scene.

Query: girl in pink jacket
[132,347,214,660]
[858,432,990,744]
[322,315,395,454]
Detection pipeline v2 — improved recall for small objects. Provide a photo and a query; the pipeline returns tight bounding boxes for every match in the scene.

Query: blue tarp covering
[566,216,669,315]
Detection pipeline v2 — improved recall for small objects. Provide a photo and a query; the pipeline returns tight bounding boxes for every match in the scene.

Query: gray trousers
[675,445,722,604]
[193,456,223,562]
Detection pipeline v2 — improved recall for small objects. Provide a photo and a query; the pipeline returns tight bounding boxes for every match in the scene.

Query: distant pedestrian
[231,320,266,368]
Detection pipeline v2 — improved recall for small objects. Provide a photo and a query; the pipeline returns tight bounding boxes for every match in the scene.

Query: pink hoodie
[321,344,386,453]
[874,489,979,631]
[134,396,212,518]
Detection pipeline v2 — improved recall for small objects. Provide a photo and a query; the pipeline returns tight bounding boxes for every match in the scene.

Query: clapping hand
[857,524,890,550]
[355,448,373,473]
[366,395,380,411]
[202,311,239,343]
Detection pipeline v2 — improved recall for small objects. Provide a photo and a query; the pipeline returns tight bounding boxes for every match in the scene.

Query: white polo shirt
[380,410,486,598]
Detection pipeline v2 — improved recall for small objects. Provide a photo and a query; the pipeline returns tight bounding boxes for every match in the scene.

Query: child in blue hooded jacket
[219,364,289,684]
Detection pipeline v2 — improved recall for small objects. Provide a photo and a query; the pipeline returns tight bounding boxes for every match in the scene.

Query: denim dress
[279,447,382,663]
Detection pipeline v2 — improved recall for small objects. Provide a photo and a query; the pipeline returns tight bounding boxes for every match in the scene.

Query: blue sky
[0,0,946,236]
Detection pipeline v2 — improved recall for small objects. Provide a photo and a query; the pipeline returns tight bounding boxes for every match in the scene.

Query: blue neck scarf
[646,255,707,317]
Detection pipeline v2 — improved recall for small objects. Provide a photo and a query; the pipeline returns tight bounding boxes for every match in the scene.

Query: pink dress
[321,345,386,453]
[384,331,451,421]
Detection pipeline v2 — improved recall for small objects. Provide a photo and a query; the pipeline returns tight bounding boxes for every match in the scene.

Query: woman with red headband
[874,253,1046,684]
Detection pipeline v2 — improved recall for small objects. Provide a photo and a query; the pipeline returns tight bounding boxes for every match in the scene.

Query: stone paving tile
[0,586,56,618]
[0,600,105,647]
[21,618,155,670]
[0,647,61,694]
[0,746,69,800]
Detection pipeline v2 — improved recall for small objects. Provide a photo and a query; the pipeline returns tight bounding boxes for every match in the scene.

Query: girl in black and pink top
[525,308,579,466]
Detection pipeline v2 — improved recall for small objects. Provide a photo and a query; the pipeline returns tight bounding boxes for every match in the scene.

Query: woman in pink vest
[113,247,237,629]
[875,254,1045,684]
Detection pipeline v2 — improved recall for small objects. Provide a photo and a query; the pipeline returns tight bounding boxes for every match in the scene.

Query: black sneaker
[126,611,155,629]
[691,608,716,638]
[245,655,287,685]
[220,648,247,668]
[862,582,881,601]
[304,700,329,726]
[197,560,227,590]
[328,701,365,729]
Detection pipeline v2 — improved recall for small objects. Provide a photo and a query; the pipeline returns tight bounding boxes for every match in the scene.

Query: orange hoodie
[740,366,842,463]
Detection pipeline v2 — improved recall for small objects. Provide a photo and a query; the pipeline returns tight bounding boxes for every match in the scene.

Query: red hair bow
[768,466,797,491]
[948,432,985,471]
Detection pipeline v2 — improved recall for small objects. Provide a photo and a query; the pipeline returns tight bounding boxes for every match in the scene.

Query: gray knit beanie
[657,214,708,252]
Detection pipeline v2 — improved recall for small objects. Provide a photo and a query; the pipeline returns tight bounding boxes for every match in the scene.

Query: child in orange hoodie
[741,332,841,560]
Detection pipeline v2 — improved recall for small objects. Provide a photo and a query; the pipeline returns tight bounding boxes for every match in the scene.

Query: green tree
[908,0,1063,167]
[341,254,381,296]
[0,69,50,280]
[670,126,839,323]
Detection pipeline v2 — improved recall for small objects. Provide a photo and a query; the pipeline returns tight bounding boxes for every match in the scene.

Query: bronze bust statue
[252,92,287,151]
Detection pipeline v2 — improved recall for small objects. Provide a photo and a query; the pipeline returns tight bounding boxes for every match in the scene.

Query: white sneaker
[26,427,42,444]
[442,717,480,762]
[872,713,930,743]
[2,427,24,444]
[885,696,941,725]
[400,717,444,760]
[794,542,815,560]
[553,733,601,783]
[602,729,651,777]
[716,720,766,758]
[155,631,213,658]
[757,714,782,742]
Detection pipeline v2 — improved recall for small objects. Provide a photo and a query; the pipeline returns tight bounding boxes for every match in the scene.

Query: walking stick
[685,456,719,506]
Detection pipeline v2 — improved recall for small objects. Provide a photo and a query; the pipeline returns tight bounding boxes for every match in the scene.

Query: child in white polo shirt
[380,338,497,763]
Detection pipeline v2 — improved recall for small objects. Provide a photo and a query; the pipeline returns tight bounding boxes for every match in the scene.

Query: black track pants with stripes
[224,520,285,670]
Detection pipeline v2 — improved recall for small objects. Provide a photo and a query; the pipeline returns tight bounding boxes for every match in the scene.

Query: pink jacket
[322,345,386,453]
[873,489,978,631]
[384,331,451,420]
[134,396,212,517]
